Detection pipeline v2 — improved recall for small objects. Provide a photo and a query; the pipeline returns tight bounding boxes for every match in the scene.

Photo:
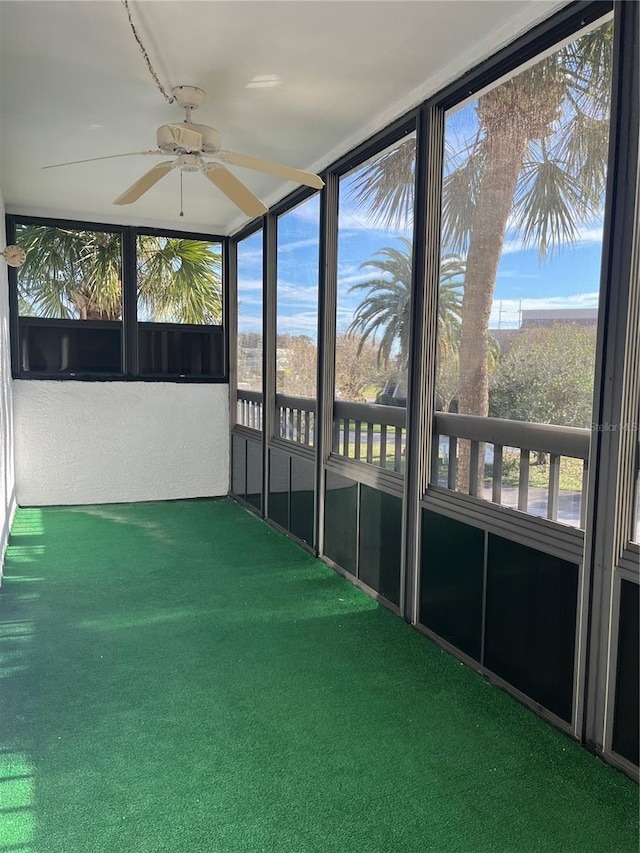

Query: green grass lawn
[436,452,585,494]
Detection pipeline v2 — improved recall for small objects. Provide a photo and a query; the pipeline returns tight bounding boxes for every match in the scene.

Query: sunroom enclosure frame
[229,0,639,781]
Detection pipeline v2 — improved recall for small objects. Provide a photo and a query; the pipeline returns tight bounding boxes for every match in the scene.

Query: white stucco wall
[14,381,229,506]
[0,190,17,574]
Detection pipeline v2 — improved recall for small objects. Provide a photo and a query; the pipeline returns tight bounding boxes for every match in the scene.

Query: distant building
[520,308,598,328]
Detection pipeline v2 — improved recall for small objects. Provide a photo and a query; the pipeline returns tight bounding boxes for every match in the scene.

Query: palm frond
[512,144,598,260]
[552,112,610,207]
[348,138,416,231]
[561,21,613,117]
[347,239,464,367]
[442,139,487,255]
[137,236,222,324]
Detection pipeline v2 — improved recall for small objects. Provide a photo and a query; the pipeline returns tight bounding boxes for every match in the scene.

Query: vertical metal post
[548,453,560,521]
[315,172,339,555]
[582,0,639,753]
[492,445,503,504]
[518,449,530,512]
[448,437,458,491]
[263,215,277,519]
[402,104,445,624]
[122,227,138,377]
[226,237,238,429]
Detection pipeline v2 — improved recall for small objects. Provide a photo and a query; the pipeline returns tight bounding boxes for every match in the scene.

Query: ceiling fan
[43,86,324,217]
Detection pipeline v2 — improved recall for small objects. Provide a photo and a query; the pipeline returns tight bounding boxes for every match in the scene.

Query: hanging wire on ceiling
[121,0,175,104]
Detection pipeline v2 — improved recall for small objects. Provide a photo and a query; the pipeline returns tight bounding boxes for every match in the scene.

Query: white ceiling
[0,0,566,236]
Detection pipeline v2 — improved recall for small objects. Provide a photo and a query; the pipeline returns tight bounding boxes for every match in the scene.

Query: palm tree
[18,226,122,320]
[137,236,222,324]
[350,21,612,424]
[16,225,222,324]
[347,237,464,368]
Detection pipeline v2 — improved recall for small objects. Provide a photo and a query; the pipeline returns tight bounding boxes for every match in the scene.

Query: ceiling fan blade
[219,150,324,189]
[43,150,165,170]
[204,164,268,217]
[113,161,175,205]
[166,124,203,151]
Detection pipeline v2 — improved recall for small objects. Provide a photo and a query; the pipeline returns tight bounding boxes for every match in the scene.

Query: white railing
[237,389,263,431]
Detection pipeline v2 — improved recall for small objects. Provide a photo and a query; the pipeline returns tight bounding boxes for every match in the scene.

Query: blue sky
[237,194,604,339]
[237,100,606,340]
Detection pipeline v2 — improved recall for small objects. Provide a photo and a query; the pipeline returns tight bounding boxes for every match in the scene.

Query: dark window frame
[6,213,228,383]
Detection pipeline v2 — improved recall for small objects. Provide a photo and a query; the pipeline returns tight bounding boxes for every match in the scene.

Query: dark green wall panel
[268,448,290,530]
[290,456,315,546]
[231,435,246,499]
[246,438,263,512]
[485,535,577,723]
[612,579,639,766]
[359,486,401,606]
[420,510,484,661]
[324,472,357,575]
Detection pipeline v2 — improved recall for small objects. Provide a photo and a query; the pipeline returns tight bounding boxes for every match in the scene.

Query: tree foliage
[272,332,394,401]
[335,333,395,401]
[276,334,317,397]
[137,236,222,324]
[16,225,222,324]
[489,324,597,427]
[347,238,465,367]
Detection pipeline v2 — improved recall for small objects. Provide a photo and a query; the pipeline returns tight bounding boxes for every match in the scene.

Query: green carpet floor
[0,498,637,852]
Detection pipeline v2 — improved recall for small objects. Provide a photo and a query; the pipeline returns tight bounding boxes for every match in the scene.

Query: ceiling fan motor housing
[157,123,222,155]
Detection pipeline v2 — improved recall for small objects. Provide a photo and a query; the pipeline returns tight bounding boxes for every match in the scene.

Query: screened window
[9,216,227,381]
[334,133,416,471]
[275,194,319,445]
[136,235,223,377]
[14,222,123,375]
[432,19,613,527]
[236,229,264,429]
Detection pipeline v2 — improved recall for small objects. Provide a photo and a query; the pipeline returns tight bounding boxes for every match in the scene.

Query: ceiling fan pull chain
[180,170,184,217]
[122,0,175,104]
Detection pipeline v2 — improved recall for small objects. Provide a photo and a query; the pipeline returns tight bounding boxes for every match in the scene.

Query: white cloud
[501,225,605,256]
[274,277,319,312]
[277,237,320,255]
[237,277,263,292]
[338,271,375,288]
[237,295,263,310]
[237,245,263,264]
[237,317,263,334]
[496,269,541,281]
[277,312,319,335]
[339,207,413,238]
[281,197,320,226]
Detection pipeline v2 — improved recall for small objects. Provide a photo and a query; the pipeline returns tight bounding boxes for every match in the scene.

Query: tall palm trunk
[457,73,564,489]
[458,132,528,419]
